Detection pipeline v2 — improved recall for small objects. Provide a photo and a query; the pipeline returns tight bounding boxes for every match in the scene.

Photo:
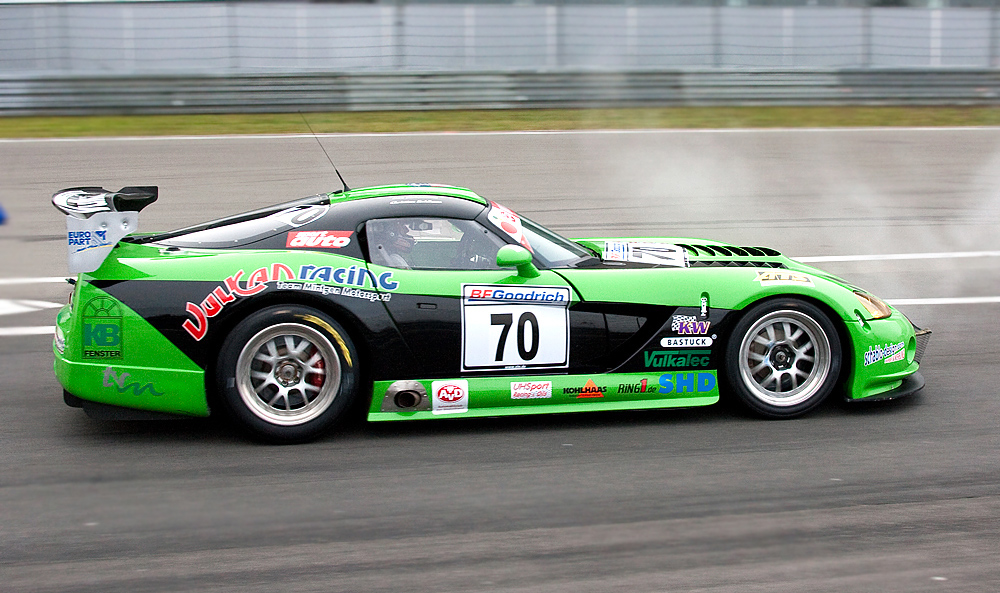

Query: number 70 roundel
[461,284,570,371]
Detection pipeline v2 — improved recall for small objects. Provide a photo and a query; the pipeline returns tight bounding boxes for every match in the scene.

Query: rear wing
[52,186,157,274]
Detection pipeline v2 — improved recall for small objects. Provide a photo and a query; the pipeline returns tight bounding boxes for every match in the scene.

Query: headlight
[854,290,891,319]
[54,325,65,353]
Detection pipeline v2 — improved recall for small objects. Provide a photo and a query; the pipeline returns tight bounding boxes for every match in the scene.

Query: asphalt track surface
[2,129,999,592]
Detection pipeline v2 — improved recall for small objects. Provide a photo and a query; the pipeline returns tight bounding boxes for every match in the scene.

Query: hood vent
[676,243,781,258]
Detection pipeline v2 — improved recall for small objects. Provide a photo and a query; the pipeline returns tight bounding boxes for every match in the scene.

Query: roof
[329,184,488,206]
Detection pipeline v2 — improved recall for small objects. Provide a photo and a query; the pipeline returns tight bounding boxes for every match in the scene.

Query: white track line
[887,297,1000,306]
[796,251,1000,263]
[0,277,69,285]
[0,326,54,336]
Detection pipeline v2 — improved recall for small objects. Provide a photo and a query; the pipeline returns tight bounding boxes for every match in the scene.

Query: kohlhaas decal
[432,380,469,414]
[755,271,814,287]
[487,201,532,252]
[286,230,352,249]
[82,297,123,360]
[563,379,606,399]
[658,372,717,395]
[671,314,711,335]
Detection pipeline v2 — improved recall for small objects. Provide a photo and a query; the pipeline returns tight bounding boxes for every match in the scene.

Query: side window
[366,218,507,271]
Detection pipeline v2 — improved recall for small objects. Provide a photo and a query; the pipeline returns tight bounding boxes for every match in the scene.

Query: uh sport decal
[182,263,398,341]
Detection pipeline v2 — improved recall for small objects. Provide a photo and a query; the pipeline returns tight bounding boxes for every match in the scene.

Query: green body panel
[842,309,921,399]
[52,284,208,416]
[368,371,719,421]
[332,184,488,206]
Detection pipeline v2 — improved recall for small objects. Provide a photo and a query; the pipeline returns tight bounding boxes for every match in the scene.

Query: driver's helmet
[371,219,415,254]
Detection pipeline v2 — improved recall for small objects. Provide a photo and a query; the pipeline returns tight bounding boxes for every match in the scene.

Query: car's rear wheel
[216,305,359,443]
[725,298,841,418]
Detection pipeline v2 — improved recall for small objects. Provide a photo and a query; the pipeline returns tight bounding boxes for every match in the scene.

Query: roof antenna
[299,111,349,193]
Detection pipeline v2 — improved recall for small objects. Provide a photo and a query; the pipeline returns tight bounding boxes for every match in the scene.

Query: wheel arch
[201,291,374,415]
[726,293,853,395]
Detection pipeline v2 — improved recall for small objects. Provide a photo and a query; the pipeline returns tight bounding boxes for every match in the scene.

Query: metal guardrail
[3,69,1000,115]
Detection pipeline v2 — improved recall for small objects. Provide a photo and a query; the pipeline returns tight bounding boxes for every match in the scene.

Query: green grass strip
[3,107,1000,138]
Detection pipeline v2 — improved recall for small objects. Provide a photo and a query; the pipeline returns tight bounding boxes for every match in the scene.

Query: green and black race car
[52,183,929,442]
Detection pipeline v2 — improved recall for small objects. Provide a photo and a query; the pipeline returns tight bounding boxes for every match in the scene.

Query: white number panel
[461,284,570,371]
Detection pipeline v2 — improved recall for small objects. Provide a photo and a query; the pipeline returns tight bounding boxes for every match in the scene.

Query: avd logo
[432,380,469,414]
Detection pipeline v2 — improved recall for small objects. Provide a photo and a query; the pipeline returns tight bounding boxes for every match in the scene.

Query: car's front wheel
[725,298,841,418]
[216,305,359,443]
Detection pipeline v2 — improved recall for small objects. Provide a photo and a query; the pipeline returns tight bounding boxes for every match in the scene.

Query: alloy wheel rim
[738,310,831,407]
[235,323,342,426]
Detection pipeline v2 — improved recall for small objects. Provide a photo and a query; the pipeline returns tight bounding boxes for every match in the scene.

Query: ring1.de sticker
[487,201,533,252]
[461,284,570,371]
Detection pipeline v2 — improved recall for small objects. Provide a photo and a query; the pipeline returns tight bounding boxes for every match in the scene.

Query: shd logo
[82,297,123,360]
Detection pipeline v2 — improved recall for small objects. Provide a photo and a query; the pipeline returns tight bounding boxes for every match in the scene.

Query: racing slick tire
[216,305,359,443]
[725,298,841,419]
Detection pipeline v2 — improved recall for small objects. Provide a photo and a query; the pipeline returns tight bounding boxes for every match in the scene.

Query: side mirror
[496,245,540,278]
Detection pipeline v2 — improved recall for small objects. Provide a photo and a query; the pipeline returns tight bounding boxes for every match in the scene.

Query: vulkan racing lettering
[286,231,352,249]
[183,263,294,341]
[658,372,717,394]
[183,263,400,341]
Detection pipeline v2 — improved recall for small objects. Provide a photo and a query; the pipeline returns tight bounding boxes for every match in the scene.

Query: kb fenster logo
[82,297,123,360]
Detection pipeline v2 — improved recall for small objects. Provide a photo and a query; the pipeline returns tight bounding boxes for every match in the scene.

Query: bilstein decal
[82,297,123,360]
[183,263,400,340]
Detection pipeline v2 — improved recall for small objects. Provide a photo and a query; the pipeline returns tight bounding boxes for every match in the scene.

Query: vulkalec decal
[644,350,711,369]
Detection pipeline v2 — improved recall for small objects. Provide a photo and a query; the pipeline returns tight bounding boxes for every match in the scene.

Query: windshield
[519,216,596,268]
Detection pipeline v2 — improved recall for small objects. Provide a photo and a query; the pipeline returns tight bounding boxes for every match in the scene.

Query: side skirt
[368,371,719,422]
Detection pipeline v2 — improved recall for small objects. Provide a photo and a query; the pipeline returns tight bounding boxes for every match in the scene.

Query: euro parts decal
[82,297,123,360]
[461,284,570,372]
[603,241,688,267]
[67,229,111,253]
[755,271,814,287]
[432,379,469,414]
[864,341,905,366]
[645,350,711,369]
[183,263,399,341]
